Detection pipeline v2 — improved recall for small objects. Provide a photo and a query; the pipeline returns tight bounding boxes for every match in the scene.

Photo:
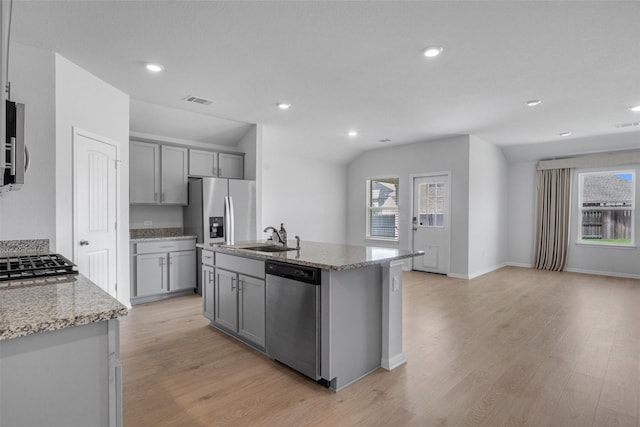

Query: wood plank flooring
[120,267,640,426]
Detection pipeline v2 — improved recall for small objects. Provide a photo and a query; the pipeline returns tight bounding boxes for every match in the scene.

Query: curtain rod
[537,149,640,170]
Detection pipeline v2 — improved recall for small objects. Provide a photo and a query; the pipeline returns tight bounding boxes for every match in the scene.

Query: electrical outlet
[143,220,152,226]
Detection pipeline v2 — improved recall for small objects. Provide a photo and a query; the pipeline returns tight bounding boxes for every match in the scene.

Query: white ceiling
[10,1,640,163]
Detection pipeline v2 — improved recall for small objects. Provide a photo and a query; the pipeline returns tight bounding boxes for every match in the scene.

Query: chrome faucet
[263,226,286,246]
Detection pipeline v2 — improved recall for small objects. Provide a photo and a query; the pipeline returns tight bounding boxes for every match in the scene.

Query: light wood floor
[120,267,640,426]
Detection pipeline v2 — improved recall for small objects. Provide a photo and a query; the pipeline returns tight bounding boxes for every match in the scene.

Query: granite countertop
[197,241,423,271]
[130,227,197,242]
[0,274,128,341]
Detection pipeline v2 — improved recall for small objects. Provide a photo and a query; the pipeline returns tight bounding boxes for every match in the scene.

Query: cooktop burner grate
[0,253,78,281]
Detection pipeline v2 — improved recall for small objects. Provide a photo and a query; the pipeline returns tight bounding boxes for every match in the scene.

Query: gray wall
[468,136,509,277]
[0,43,56,246]
[347,135,471,276]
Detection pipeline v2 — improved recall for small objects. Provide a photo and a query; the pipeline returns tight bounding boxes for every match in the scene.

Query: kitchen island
[0,274,128,427]
[197,240,422,391]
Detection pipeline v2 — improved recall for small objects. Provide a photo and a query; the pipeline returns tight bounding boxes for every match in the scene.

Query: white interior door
[74,130,118,297]
[412,173,451,274]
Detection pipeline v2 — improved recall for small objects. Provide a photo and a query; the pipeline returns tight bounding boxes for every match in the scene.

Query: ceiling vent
[183,95,215,106]
[613,122,640,129]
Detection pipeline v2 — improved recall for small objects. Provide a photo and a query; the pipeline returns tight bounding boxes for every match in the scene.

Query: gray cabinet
[131,238,196,304]
[202,264,214,321]
[214,268,238,331]
[188,148,244,179]
[189,149,218,177]
[219,153,244,179]
[130,141,188,205]
[238,274,265,347]
[202,253,265,349]
[130,141,160,204]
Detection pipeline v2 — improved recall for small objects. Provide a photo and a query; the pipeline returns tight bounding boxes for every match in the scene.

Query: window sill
[575,241,637,249]
[365,237,399,245]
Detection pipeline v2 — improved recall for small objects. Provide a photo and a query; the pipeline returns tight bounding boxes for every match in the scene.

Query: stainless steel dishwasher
[265,260,323,382]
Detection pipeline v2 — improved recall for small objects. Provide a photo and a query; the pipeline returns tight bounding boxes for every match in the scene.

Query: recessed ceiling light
[526,100,542,107]
[559,132,572,137]
[348,131,358,137]
[629,105,640,112]
[423,46,443,58]
[277,103,291,110]
[145,63,164,73]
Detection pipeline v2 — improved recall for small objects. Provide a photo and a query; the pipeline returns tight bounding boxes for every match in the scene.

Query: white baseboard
[381,353,407,371]
[447,273,469,279]
[505,262,533,268]
[564,267,640,280]
[467,263,508,280]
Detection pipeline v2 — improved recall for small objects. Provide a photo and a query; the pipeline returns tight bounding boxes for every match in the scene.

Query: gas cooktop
[0,253,78,281]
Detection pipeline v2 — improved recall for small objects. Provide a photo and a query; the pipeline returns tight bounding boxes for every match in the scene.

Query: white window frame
[577,169,635,247]
[366,177,399,242]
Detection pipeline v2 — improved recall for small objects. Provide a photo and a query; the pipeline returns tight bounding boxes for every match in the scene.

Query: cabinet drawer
[135,239,195,254]
[215,253,264,279]
[202,250,215,266]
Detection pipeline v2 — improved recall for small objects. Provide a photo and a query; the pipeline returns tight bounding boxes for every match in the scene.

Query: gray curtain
[534,168,572,271]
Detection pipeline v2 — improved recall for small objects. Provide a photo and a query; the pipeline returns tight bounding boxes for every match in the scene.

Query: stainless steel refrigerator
[184,177,256,292]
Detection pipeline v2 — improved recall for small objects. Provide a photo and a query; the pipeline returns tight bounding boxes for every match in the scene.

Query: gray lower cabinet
[131,238,196,304]
[202,253,265,349]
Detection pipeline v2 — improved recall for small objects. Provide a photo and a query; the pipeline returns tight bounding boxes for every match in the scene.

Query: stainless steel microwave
[2,100,26,192]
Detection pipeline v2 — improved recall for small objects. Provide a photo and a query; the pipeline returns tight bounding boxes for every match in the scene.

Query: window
[578,170,635,245]
[366,177,399,240]
[418,181,445,227]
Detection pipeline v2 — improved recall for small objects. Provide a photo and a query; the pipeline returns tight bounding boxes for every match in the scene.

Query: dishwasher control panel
[265,261,320,285]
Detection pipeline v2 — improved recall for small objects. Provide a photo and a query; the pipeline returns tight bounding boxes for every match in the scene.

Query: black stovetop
[0,253,78,281]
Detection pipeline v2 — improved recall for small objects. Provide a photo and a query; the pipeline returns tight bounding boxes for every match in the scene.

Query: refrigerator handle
[224,196,235,245]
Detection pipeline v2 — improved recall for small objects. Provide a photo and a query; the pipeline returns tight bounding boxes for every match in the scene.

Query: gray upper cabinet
[130,141,188,205]
[161,145,188,204]
[130,141,160,204]
[189,149,218,177]
[219,153,244,179]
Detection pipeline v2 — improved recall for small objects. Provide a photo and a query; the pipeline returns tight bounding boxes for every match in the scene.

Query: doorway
[73,128,119,298]
[411,173,451,274]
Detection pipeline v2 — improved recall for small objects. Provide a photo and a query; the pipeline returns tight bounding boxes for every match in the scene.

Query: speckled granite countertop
[0,274,128,341]
[130,227,196,242]
[197,241,423,271]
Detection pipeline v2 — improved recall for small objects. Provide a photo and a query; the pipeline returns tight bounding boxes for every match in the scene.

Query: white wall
[565,164,640,278]
[505,135,640,278]
[237,125,257,181]
[347,135,470,276]
[468,136,508,278]
[506,161,537,267]
[260,126,347,244]
[0,43,56,246]
[55,54,130,304]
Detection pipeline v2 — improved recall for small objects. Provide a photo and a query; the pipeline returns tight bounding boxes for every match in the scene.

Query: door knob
[79,240,90,246]
[412,227,418,231]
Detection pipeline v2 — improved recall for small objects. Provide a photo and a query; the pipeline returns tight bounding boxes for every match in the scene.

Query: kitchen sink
[242,245,298,253]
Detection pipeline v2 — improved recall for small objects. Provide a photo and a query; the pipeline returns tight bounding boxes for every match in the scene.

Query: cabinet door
[161,145,188,205]
[214,269,238,331]
[238,275,265,347]
[168,250,196,291]
[130,141,160,204]
[202,265,215,321]
[135,253,166,297]
[218,153,244,179]
[189,149,218,177]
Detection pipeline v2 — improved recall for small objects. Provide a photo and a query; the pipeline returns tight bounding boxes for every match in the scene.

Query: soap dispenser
[279,223,288,246]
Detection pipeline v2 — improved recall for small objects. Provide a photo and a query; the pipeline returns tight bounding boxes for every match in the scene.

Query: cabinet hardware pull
[79,240,90,246]
[231,277,236,291]
[208,270,213,283]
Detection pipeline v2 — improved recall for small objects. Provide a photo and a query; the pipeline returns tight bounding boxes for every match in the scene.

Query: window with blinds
[366,177,399,240]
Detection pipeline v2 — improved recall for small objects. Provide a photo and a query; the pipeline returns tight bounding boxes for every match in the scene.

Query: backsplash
[0,239,50,256]
[129,228,184,240]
